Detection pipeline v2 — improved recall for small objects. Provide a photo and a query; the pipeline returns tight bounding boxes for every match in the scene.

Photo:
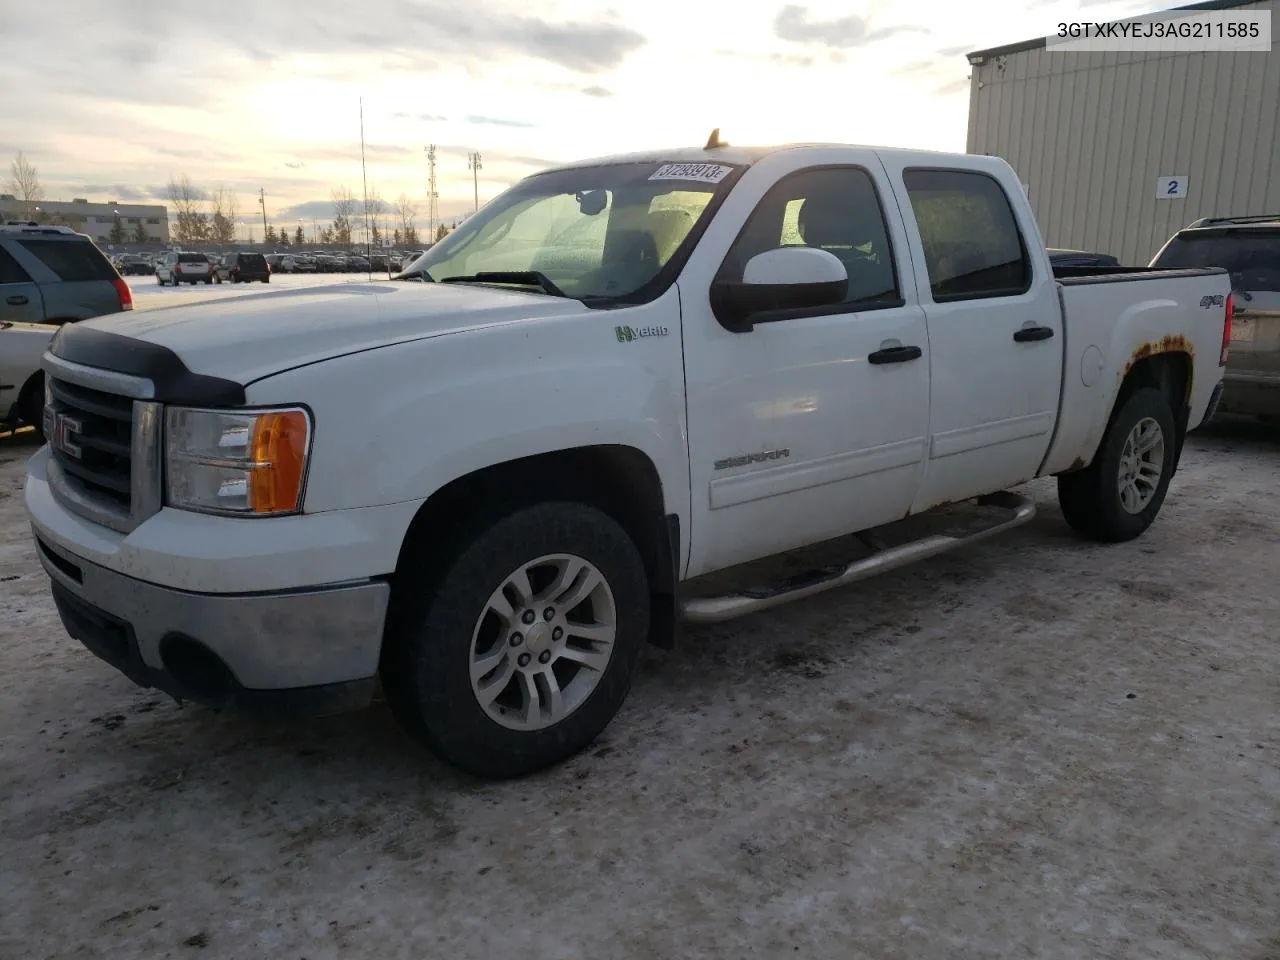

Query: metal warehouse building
[965,0,1279,266]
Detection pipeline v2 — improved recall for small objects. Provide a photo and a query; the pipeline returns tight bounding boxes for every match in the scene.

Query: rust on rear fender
[1123,334,1194,377]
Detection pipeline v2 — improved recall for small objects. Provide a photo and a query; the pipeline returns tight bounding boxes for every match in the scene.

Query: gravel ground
[1,422,1277,960]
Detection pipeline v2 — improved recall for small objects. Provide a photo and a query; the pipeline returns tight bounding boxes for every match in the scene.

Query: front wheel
[382,502,649,779]
[1057,386,1177,542]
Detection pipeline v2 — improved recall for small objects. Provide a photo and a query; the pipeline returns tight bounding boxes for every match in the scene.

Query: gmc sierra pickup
[25,141,1233,778]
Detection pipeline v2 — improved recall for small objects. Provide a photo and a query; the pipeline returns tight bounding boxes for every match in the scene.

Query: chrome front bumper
[35,532,390,712]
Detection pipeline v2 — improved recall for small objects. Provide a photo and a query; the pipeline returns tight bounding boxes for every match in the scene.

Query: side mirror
[710,247,848,332]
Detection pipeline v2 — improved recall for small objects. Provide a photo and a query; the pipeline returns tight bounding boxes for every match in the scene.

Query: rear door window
[902,169,1031,301]
[1152,231,1280,292]
[13,239,116,282]
[0,246,33,284]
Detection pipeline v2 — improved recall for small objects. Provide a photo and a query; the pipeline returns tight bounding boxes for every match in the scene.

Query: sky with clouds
[2,0,1163,238]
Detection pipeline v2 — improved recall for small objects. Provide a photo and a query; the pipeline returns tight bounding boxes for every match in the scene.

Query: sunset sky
[3,0,1163,237]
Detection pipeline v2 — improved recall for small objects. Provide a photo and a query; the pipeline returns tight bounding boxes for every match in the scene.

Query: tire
[205,277,213,285]
[263,277,269,284]
[157,275,165,285]
[1057,386,1177,542]
[17,373,44,440]
[382,502,650,779]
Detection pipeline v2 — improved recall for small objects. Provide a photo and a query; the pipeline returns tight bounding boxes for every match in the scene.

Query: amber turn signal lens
[248,409,310,513]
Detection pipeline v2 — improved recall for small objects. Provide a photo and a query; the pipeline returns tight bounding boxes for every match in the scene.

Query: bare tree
[168,175,209,244]
[7,151,43,218]
[210,187,238,244]
[331,187,356,246]
[395,193,417,246]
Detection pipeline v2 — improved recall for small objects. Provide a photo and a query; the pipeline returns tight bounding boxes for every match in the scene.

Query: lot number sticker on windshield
[649,162,734,184]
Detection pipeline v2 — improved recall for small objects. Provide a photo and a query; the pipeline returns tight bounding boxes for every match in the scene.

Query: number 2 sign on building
[1156,176,1189,199]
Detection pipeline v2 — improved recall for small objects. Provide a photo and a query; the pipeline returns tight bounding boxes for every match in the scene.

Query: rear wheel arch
[1119,352,1192,472]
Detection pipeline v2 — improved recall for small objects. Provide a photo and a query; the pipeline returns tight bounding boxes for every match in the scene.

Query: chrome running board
[679,491,1036,624]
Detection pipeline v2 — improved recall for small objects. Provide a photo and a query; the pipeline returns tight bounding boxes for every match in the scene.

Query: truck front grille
[47,376,135,510]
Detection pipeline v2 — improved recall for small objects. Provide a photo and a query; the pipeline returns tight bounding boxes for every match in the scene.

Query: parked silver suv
[0,222,133,325]
[1151,215,1280,420]
[155,251,213,285]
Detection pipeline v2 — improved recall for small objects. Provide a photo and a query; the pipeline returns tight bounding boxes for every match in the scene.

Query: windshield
[1152,230,1280,292]
[404,160,738,301]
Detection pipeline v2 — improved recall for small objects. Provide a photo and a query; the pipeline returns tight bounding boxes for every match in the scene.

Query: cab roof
[534,141,987,176]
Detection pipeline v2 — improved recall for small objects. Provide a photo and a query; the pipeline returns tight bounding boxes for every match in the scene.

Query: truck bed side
[1039,267,1230,476]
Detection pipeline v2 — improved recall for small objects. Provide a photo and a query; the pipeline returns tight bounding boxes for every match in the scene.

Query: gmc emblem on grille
[53,414,83,459]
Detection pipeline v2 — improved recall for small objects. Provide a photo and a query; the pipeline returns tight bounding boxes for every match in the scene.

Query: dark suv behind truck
[214,251,271,283]
[0,222,133,325]
[1151,216,1280,420]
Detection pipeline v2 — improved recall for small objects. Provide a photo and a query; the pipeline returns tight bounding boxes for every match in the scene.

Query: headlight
[165,406,312,516]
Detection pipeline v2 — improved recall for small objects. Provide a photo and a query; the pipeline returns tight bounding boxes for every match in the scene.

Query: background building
[966,0,1279,265]
[0,195,169,244]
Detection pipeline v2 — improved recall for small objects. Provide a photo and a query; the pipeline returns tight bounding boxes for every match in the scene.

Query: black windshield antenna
[705,128,727,150]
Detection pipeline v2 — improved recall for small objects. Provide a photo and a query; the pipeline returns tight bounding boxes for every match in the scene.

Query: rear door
[877,160,1064,511]
[9,237,122,320]
[0,244,45,324]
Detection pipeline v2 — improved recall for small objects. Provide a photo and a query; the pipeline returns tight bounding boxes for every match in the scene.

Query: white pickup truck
[25,142,1232,778]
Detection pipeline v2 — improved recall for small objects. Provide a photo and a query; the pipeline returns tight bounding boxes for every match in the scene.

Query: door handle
[5,295,29,306]
[1013,325,1055,342]
[868,345,923,364]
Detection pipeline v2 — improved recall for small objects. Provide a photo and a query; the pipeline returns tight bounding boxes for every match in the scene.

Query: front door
[878,161,1065,512]
[679,153,931,577]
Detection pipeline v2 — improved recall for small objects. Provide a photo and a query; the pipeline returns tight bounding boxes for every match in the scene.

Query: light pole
[468,152,482,212]
[258,188,268,247]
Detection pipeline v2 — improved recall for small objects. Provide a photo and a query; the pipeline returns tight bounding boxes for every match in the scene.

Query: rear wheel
[382,502,649,779]
[1058,386,1177,542]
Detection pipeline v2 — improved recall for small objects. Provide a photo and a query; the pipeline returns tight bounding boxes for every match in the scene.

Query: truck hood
[73,281,589,384]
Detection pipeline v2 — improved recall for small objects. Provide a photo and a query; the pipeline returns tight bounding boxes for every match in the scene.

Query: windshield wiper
[439,271,567,298]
